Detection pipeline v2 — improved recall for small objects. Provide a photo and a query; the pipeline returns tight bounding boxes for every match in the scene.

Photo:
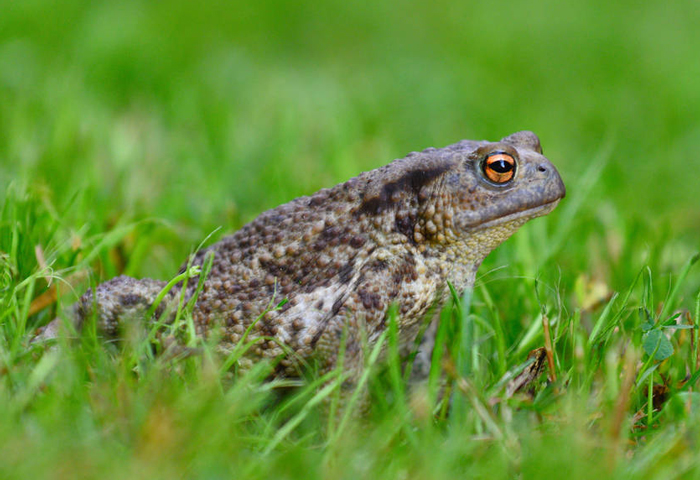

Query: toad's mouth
[467,199,561,232]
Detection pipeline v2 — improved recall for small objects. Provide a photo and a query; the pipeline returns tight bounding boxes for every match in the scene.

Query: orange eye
[483,153,516,184]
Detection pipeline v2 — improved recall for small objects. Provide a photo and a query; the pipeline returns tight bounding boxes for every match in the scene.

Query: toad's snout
[532,157,566,203]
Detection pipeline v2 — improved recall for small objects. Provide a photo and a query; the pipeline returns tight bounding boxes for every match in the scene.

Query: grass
[2,0,700,478]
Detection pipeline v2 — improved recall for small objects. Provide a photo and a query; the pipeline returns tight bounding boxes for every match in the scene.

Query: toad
[39,131,565,382]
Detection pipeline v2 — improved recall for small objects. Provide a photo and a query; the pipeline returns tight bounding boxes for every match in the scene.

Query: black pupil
[489,159,513,173]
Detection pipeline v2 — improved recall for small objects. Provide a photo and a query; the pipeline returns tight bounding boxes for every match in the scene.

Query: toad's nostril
[537,164,548,173]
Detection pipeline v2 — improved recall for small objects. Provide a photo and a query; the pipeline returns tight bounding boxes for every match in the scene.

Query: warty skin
[38,130,566,384]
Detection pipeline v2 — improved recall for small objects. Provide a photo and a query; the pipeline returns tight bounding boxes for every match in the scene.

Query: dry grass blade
[542,314,556,382]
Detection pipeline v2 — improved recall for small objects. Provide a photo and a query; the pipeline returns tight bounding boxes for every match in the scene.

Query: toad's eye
[483,153,516,184]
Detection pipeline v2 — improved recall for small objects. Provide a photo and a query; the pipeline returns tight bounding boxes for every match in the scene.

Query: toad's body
[43,131,565,377]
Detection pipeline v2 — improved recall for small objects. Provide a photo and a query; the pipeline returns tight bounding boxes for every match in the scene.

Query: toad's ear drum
[483,153,516,184]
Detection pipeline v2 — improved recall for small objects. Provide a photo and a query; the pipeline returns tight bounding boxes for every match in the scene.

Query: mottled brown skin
[41,131,565,381]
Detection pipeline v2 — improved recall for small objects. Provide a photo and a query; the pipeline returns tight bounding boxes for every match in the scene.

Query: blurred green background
[1,0,698,282]
[2,2,700,476]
